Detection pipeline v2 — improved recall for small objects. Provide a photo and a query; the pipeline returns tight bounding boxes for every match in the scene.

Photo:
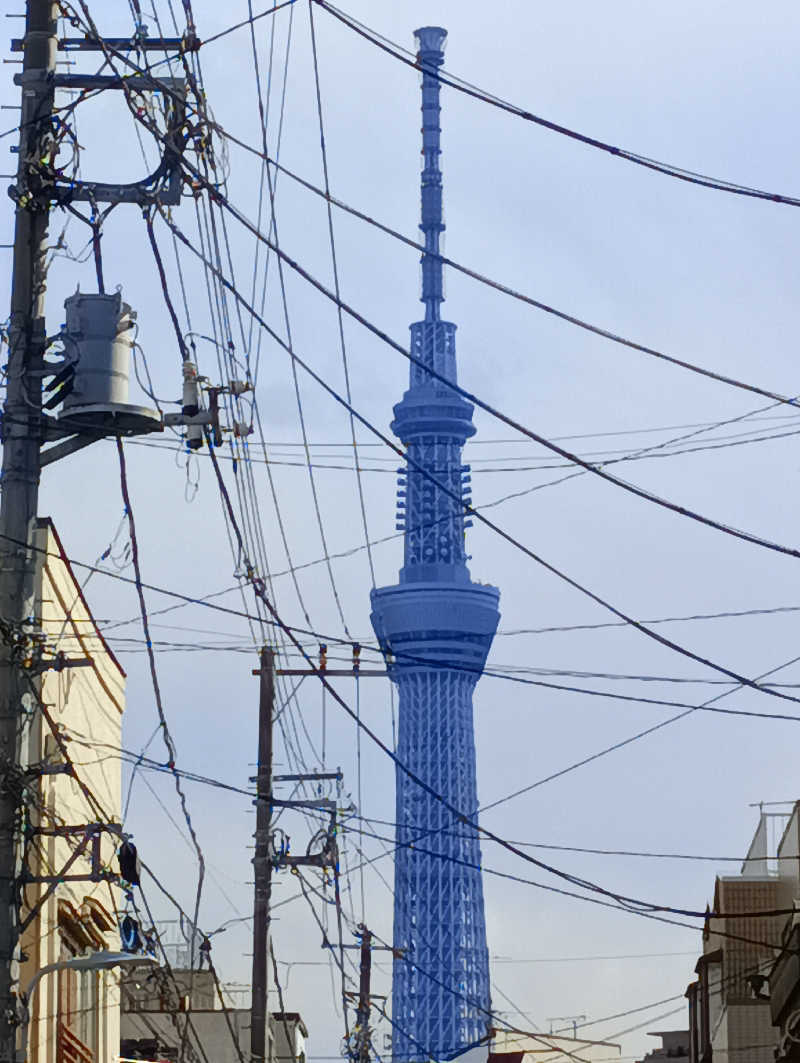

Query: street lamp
[20,949,158,1060]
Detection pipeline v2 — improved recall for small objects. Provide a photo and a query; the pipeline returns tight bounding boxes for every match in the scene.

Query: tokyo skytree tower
[370,26,500,1062]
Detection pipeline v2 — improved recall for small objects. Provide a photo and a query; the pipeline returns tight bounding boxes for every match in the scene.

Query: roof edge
[36,517,127,680]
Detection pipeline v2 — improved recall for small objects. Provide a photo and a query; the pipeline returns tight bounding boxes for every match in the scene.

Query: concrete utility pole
[0,2,58,1057]
[251,646,275,1062]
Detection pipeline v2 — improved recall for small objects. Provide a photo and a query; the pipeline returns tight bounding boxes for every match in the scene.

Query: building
[766,801,800,1060]
[686,810,785,1062]
[18,518,127,1062]
[491,1029,621,1061]
[121,968,250,1062]
[120,967,307,1063]
[369,26,500,1062]
[272,1012,308,1063]
[636,1030,689,1059]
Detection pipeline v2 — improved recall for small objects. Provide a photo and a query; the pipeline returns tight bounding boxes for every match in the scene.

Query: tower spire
[416,27,447,322]
[370,27,500,1063]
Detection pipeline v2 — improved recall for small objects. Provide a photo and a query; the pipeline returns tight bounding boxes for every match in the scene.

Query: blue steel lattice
[370,25,500,1063]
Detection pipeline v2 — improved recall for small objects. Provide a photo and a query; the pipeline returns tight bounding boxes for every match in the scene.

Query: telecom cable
[161,182,800,567]
[202,436,800,923]
[50,15,800,425]
[161,209,800,713]
[311,0,800,209]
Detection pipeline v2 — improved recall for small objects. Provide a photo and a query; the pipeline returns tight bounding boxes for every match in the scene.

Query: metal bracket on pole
[271,669,388,677]
[11,36,197,54]
[23,652,92,677]
[38,405,165,466]
[274,800,339,870]
[39,408,220,467]
[270,771,343,784]
[11,73,187,207]
[254,641,387,678]
[19,823,122,933]
[39,433,103,467]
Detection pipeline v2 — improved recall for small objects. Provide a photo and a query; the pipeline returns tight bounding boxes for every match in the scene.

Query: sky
[4,0,800,1060]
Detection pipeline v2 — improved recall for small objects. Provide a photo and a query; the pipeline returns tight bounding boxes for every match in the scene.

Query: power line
[116,437,207,971]
[221,131,800,410]
[10,530,800,732]
[311,0,800,208]
[152,410,800,447]
[199,0,296,47]
[157,207,800,714]
[67,730,795,868]
[479,649,800,817]
[18,10,800,931]
[121,421,800,473]
[172,182,800,564]
[308,0,376,589]
[47,21,800,428]
[200,433,800,924]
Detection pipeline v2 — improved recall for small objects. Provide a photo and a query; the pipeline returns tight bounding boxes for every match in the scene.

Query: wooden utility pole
[355,926,372,1063]
[251,646,275,1062]
[0,3,58,1058]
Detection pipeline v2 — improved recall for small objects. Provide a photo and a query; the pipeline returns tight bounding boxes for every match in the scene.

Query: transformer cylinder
[61,291,136,413]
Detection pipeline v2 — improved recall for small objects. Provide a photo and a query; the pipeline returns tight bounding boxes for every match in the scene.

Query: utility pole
[251,646,275,1063]
[0,7,229,1060]
[0,2,58,1057]
[249,648,344,1063]
[355,925,372,1063]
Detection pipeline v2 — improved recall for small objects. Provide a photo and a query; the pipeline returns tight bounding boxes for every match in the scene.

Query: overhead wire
[51,34,786,630]
[116,437,206,972]
[308,0,376,589]
[310,0,800,208]
[202,1,354,644]
[67,631,800,722]
[235,0,335,796]
[64,731,799,867]
[26,8,800,1007]
[295,867,352,1044]
[165,4,348,812]
[479,649,800,818]
[10,530,800,733]
[136,2,323,809]
[48,16,800,432]
[199,436,800,924]
[158,208,800,714]
[198,0,296,48]
[169,102,800,420]
[118,419,800,474]
[158,179,800,568]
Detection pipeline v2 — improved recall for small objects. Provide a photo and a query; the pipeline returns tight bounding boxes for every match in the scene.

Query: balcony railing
[57,1021,93,1063]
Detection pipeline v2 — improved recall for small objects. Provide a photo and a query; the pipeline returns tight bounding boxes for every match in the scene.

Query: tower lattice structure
[370,26,500,1063]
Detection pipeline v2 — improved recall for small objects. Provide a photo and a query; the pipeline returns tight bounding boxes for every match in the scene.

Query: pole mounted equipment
[370,27,499,1063]
[0,8,197,1059]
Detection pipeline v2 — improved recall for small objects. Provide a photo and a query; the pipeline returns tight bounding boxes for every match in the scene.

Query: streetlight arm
[19,951,157,1058]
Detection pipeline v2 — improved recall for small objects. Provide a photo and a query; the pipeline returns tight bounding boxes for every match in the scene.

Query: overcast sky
[5,0,800,1059]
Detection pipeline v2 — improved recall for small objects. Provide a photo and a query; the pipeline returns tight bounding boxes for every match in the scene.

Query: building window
[57,935,96,1061]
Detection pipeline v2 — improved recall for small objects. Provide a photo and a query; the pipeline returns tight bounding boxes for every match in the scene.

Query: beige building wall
[491,1029,622,1061]
[17,519,125,1062]
[721,1003,777,1060]
[121,1007,251,1062]
[705,876,780,1063]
